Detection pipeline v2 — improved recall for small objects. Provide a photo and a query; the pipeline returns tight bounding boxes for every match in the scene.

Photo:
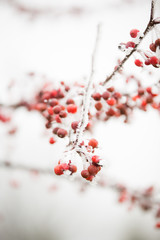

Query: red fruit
[49,137,56,144]
[155,222,160,229]
[92,92,101,101]
[134,59,143,67]
[95,102,103,111]
[88,138,98,148]
[53,106,61,114]
[47,107,54,115]
[55,115,62,123]
[45,121,52,129]
[155,39,160,47]
[144,59,151,65]
[150,56,158,65]
[67,104,77,113]
[53,127,59,135]
[149,43,156,52]
[59,111,67,118]
[113,92,122,99]
[146,87,152,94]
[54,165,63,175]
[107,87,114,92]
[107,98,116,106]
[81,170,90,178]
[106,108,115,116]
[50,99,59,107]
[130,29,139,38]
[88,165,100,176]
[126,41,135,48]
[102,91,110,100]
[57,128,68,138]
[61,163,69,170]
[66,99,75,105]
[141,99,147,107]
[86,175,94,181]
[71,121,79,130]
[69,165,77,173]
[92,155,100,164]
[50,90,57,98]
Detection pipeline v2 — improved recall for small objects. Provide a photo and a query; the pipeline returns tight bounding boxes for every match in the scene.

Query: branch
[73,23,101,147]
[102,0,159,86]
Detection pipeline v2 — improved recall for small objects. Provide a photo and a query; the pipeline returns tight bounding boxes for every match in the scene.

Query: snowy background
[0,0,160,239]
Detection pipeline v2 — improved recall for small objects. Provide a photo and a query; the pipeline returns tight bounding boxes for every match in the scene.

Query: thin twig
[74,23,101,147]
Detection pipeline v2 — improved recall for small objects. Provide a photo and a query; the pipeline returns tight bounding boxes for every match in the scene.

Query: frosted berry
[67,104,77,113]
[81,170,90,178]
[66,99,75,105]
[49,137,56,144]
[130,29,139,38]
[107,98,116,106]
[53,127,59,134]
[71,121,79,130]
[59,111,67,118]
[69,165,77,173]
[92,92,101,101]
[150,56,158,65]
[92,155,100,164]
[54,165,63,175]
[88,164,100,176]
[155,39,160,47]
[57,128,68,138]
[88,138,98,148]
[102,91,110,100]
[134,59,143,67]
[95,102,103,111]
[53,106,61,114]
[47,107,54,115]
[126,41,135,48]
[150,43,156,52]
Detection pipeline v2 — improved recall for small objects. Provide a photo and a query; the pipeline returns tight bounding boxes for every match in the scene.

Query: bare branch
[73,23,101,147]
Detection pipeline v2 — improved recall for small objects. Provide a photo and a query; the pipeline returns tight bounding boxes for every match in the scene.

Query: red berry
[81,170,90,178]
[67,104,77,113]
[145,59,151,65]
[150,56,158,65]
[126,41,135,48]
[69,165,77,173]
[55,115,62,123]
[54,165,63,175]
[66,99,75,105]
[49,137,56,144]
[155,39,160,47]
[134,59,143,67]
[155,222,160,229]
[61,163,69,170]
[47,107,54,115]
[86,175,94,181]
[53,106,61,114]
[71,121,79,130]
[107,87,114,92]
[95,102,103,111]
[92,155,100,164]
[92,93,101,101]
[59,111,67,118]
[130,29,139,38]
[102,91,110,100]
[107,98,116,106]
[50,99,59,107]
[53,127,59,135]
[106,108,115,116]
[88,165,100,176]
[57,128,68,138]
[88,138,98,148]
[149,43,156,52]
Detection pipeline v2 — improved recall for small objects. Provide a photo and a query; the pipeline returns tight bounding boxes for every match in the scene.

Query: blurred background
[0,0,160,239]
